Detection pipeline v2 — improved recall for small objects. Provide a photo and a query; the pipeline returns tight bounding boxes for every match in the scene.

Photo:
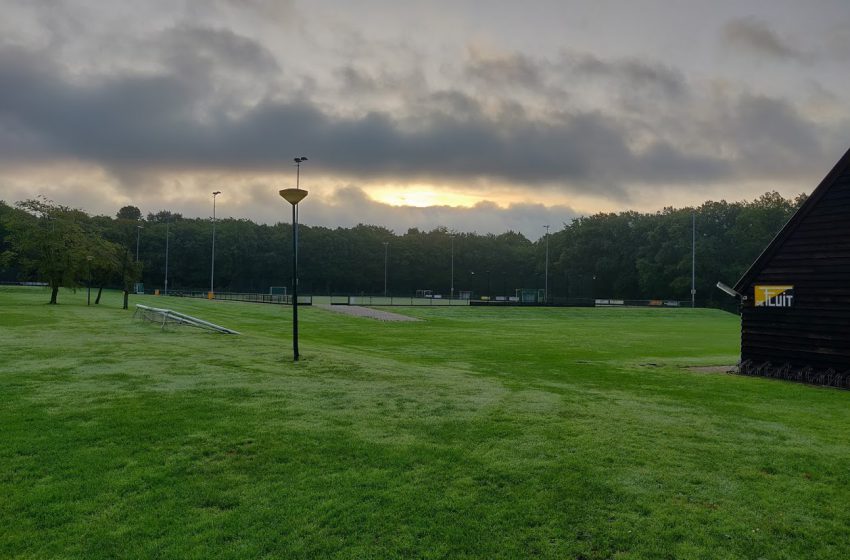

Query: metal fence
[165,290,310,305]
[154,290,697,309]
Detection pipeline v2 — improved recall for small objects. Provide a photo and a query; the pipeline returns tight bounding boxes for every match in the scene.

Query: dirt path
[686,365,737,374]
[315,304,422,322]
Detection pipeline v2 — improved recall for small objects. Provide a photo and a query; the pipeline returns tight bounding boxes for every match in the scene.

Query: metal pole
[164,219,170,296]
[691,210,696,308]
[211,209,215,294]
[544,225,550,304]
[292,202,300,361]
[86,255,92,305]
[450,235,454,300]
[211,193,217,296]
[136,224,144,262]
[383,242,388,297]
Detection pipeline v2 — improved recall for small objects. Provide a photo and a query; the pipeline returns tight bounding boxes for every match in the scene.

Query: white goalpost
[133,304,240,334]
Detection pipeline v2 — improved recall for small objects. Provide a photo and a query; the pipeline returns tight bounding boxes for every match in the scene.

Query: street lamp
[280,156,309,361]
[210,191,221,297]
[543,224,550,304]
[691,210,696,308]
[164,218,171,296]
[86,255,93,305]
[135,224,144,262]
[450,235,454,301]
[383,242,389,297]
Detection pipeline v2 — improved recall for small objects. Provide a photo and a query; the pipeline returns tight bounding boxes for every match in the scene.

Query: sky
[1,0,849,239]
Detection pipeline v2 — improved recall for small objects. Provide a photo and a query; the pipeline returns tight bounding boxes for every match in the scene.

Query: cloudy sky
[1,0,849,239]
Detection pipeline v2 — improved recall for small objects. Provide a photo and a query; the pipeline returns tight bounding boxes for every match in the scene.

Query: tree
[3,198,99,304]
[117,206,142,221]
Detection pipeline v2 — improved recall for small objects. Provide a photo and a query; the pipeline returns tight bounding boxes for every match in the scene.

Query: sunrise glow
[370,187,483,208]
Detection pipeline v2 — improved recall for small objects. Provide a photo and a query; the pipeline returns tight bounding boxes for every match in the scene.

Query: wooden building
[734,147,850,388]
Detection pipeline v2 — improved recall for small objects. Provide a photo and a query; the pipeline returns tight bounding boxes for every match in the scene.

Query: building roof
[734,146,850,293]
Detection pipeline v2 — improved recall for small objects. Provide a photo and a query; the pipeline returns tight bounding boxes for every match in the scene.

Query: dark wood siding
[740,169,850,374]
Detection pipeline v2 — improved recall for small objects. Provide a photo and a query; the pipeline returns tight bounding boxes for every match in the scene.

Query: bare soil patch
[686,365,737,374]
[316,304,422,322]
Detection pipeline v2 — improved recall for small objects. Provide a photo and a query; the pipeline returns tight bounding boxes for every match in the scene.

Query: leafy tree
[117,205,142,221]
[3,198,102,304]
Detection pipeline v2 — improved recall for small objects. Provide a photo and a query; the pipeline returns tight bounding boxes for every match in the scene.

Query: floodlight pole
[691,210,696,308]
[280,156,308,362]
[135,224,143,261]
[164,218,170,296]
[543,225,550,304]
[450,235,454,301]
[383,242,389,297]
[86,255,93,305]
[211,191,221,297]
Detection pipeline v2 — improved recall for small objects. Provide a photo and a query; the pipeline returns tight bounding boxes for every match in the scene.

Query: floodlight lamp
[716,281,742,298]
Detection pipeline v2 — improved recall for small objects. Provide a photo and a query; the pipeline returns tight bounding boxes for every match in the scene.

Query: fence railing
[165,290,311,305]
[155,290,696,309]
[319,295,469,306]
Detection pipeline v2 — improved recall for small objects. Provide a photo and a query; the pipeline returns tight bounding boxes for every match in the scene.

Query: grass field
[1,286,849,559]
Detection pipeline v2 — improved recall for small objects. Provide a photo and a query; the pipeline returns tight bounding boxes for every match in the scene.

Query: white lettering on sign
[754,285,794,308]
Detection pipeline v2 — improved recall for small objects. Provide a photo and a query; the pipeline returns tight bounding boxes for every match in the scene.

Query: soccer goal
[134,304,240,334]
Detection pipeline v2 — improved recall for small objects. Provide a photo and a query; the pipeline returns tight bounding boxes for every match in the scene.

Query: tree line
[1,191,804,308]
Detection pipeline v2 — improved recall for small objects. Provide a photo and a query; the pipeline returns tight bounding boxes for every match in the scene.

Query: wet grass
[1,286,849,559]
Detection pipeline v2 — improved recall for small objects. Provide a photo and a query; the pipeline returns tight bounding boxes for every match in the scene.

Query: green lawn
[1,286,848,559]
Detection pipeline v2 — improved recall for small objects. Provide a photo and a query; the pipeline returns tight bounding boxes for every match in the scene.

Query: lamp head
[715,281,742,298]
[279,188,308,205]
[212,190,221,196]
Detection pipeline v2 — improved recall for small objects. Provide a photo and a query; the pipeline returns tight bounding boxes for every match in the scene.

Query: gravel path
[315,304,422,322]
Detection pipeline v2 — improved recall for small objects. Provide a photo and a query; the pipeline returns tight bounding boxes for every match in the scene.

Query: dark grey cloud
[0,41,731,197]
[157,24,280,77]
[727,94,823,176]
[566,53,687,100]
[722,17,805,61]
[0,22,838,203]
[465,50,544,91]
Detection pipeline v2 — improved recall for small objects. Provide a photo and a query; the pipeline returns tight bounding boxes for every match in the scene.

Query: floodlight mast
[691,210,696,308]
[211,191,221,296]
[135,224,144,262]
[383,242,389,297]
[543,225,550,304]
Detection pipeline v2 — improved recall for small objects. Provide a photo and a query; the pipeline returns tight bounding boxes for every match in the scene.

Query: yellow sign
[755,285,794,307]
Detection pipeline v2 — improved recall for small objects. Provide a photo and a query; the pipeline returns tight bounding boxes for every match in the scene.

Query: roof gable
[734,146,850,292]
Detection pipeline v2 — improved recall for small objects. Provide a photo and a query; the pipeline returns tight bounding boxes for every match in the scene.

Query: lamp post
[135,224,144,262]
[450,235,454,301]
[543,224,550,304]
[164,218,170,296]
[383,242,389,297]
[86,255,93,305]
[210,191,221,297]
[691,209,696,308]
[280,156,308,361]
